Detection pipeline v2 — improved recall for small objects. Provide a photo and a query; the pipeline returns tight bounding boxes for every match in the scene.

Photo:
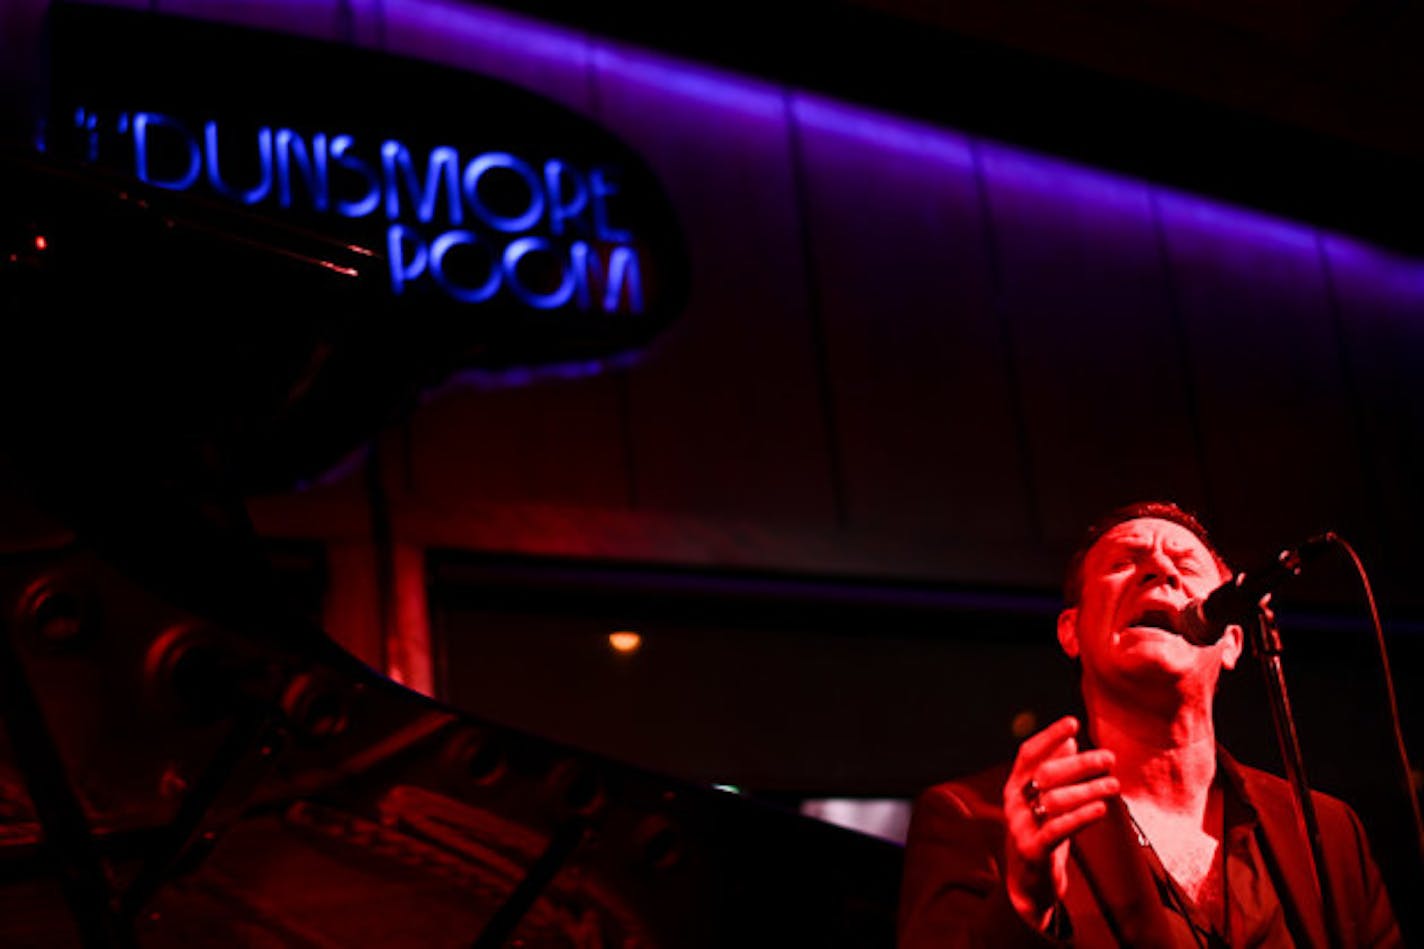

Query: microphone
[1178,533,1336,646]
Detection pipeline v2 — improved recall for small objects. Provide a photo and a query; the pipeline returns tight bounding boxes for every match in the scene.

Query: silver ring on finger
[1030,798,1049,823]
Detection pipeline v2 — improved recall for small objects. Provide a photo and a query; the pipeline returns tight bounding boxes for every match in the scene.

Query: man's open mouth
[1125,607,1181,635]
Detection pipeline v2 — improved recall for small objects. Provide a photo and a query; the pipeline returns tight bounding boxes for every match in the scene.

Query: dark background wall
[212,0,1424,601]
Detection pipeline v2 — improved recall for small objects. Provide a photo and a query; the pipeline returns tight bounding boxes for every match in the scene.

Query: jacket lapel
[1232,763,1330,948]
[1065,795,1177,948]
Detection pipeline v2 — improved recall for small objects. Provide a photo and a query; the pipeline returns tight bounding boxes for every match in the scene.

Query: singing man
[898,501,1401,947]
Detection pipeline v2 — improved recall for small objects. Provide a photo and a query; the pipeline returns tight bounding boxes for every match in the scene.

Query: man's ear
[1057,608,1080,659]
[1220,622,1244,671]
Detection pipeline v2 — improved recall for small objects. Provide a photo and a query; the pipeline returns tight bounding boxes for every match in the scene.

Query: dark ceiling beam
[469,0,1424,255]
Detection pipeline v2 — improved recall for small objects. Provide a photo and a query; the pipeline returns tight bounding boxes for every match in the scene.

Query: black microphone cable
[1325,533,1424,870]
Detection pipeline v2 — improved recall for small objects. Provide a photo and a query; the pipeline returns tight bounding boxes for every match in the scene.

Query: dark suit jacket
[898,752,1401,948]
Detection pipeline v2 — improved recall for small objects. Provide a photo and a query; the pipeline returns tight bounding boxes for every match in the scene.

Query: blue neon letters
[109,109,643,313]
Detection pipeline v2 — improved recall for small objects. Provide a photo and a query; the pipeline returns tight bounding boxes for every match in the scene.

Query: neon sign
[44,5,688,381]
[66,107,647,315]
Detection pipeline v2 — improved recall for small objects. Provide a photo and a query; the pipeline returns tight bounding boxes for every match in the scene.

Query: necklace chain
[1125,810,1225,949]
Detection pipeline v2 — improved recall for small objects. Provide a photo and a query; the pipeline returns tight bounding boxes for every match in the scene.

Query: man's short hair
[1062,500,1228,606]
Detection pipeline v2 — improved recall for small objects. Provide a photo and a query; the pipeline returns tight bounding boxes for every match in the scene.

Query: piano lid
[0,129,899,949]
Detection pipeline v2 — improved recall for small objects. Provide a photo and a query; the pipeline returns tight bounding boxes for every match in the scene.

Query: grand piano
[0,7,905,945]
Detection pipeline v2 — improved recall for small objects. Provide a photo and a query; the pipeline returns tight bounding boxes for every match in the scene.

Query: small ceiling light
[608,630,642,655]
[34,235,47,251]
[1010,710,1038,739]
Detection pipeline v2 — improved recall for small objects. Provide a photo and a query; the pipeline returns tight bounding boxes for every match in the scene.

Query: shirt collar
[1215,746,1262,845]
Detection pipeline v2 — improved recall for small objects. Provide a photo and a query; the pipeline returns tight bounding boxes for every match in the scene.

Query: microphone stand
[1249,606,1342,948]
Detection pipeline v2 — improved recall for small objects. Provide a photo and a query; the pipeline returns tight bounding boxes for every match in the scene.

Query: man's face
[1057,517,1242,705]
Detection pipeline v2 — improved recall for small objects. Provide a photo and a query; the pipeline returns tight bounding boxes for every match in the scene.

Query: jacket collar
[1064,792,1177,948]
[1220,748,1330,948]
[1059,743,1331,948]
